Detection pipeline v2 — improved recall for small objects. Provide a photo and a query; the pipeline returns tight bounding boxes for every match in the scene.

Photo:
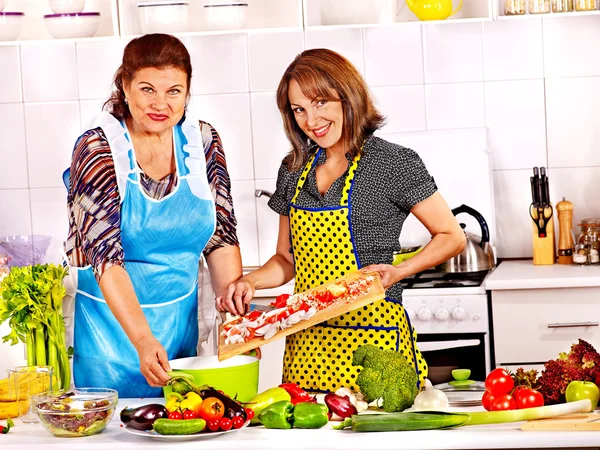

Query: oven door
[417,332,488,385]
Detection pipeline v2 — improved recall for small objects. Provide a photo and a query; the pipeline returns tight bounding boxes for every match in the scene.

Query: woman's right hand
[217,277,255,316]
[134,334,172,388]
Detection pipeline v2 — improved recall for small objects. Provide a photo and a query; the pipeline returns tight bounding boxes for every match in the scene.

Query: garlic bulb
[412,379,449,411]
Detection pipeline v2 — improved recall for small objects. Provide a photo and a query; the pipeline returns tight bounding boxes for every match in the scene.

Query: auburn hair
[276,48,385,171]
[104,33,192,120]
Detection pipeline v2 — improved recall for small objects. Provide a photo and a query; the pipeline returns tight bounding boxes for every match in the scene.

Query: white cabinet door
[491,287,600,365]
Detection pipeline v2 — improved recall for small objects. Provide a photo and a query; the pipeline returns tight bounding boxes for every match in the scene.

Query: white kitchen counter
[485,259,600,290]
[3,398,600,450]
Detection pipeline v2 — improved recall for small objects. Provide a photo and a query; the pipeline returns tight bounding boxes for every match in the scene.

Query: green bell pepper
[258,400,294,429]
[293,402,329,429]
[248,387,292,425]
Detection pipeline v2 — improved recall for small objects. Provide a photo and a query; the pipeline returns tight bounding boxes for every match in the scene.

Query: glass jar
[576,219,600,265]
[573,243,588,265]
[553,0,574,11]
[505,0,526,14]
[575,0,598,10]
[530,0,551,13]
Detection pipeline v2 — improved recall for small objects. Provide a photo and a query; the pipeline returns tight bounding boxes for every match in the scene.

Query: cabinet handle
[547,322,599,328]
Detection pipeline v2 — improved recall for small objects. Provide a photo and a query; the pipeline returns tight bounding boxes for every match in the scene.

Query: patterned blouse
[268,135,437,301]
[65,118,239,281]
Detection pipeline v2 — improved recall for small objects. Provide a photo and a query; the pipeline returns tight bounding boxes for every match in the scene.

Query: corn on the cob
[0,400,30,419]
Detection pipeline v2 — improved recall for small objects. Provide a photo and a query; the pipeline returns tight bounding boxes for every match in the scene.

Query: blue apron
[72,113,216,398]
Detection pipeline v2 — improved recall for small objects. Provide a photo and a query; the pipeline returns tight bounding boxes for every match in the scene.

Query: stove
[400,269,488,295]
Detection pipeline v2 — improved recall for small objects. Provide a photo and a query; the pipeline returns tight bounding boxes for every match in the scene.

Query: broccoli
[351,344,419,412]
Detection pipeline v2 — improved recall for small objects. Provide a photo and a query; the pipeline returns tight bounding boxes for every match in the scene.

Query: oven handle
[418,339,481,352]
[547,322,599,329]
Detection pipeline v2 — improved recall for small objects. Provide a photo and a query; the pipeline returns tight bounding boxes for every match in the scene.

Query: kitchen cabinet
[1,0,118,44]
[303,0,494,28]
[117,0,303,38]
[486,260,600,370]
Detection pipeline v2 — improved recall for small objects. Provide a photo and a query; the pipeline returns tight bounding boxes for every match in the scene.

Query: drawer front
[492,288,600,364]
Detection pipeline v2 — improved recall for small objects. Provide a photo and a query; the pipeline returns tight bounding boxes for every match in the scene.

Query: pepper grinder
[556,197,574,264]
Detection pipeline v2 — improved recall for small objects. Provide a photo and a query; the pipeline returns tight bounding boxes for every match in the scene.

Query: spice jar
[575,219,600,265]
[553,0,574,11]
[575,0,597,10]
[505,0,526,14]
[573,243,588,265]
[530,0,551,13]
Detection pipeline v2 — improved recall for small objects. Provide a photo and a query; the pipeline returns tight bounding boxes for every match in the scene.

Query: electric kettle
[435,204,495,273]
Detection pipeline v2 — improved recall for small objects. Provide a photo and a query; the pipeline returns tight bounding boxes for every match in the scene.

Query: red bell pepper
[270,294,290,309]
[278,383,313,405]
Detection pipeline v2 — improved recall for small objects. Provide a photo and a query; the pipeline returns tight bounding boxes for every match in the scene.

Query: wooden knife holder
[532,205,555,265]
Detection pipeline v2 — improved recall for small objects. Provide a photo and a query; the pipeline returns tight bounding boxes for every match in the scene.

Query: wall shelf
[494,0,600,19]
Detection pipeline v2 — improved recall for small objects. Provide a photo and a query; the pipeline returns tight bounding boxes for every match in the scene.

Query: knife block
[532,206,556,266]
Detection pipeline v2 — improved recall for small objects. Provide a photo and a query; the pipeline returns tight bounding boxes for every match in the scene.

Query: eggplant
[197,386,247,421]
[120,404,168,431]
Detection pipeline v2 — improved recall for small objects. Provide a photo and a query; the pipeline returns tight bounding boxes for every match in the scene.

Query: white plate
[124,421,249,440]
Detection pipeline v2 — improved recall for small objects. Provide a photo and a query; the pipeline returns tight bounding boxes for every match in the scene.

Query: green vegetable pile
[0,264,71,389]
[352,344,418,412]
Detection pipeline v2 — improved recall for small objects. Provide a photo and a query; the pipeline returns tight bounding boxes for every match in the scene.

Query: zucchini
[334,412,470,432]
[152,418,207,435]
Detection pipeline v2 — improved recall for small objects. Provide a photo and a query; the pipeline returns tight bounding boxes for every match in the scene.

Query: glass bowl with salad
[33,388,118,437]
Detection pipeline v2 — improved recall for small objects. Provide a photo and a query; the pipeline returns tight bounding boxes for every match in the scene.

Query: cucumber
[335,412,470,432]
[152,418,207,435]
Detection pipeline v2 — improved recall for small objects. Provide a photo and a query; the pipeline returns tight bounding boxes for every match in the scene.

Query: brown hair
[276,48,385,171]
[104,33,192,120]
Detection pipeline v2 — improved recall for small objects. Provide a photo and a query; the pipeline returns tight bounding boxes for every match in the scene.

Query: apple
[565,381,600,409]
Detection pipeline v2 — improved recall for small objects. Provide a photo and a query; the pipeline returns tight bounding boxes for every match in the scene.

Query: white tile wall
[24,102,81,189]
[190,93,254,181]
[3,17,600,270]
[247,30,304,92]
[0,103,28,189]
[0,46,22,103]
[30,188,69,264]
[21,42,78,102]
[304,27,364,74]
[423,22,483,84]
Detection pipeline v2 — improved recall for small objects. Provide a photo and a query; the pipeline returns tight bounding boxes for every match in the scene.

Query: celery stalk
[34,327,46,365]
[48,334,58,386]
[26,331,36,366]
[464,399,593,425]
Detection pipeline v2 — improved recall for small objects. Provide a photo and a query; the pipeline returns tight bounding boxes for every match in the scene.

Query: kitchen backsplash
[3,16,600,266]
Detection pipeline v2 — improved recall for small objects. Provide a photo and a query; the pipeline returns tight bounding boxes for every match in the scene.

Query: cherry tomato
[207,419,221,432]
[245,408,255,421]
[220,417,233,431]
[198,397,225,421]
[514,387,544,409]
[183,409,197,420]
[490,394,517,411]
[168,411,183,420]
[482,390,496,411]
[232,416,245,429]
[485,368,514,396]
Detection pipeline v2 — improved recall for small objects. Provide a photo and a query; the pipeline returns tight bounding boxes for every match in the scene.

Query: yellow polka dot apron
[283,148,428,393]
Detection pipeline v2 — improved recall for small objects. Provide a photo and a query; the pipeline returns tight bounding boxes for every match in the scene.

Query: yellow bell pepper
[179,392,203,416]
[165,392,184,413]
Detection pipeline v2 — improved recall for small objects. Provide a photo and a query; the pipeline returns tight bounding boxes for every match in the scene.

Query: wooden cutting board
[521,413,600,431]
[217,271,385,361]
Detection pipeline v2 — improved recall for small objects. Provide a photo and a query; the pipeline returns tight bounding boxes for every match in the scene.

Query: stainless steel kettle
[436,204,495,273]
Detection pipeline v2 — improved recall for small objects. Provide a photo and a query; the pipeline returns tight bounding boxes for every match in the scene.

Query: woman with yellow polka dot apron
[219,49,466,394]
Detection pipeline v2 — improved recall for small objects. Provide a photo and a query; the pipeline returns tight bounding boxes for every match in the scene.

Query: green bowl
[392,247,423,265]
[164,355,260,403]
[451,368,471,382]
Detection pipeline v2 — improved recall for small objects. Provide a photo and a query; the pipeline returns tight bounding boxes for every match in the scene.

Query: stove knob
[434,307,449,322]
[405,308,415,321]
[417,307,432,322]
[451,306,467,321]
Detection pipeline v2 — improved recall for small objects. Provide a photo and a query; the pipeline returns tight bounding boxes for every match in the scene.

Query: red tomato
[245,408,255,421]
[232,416,245,429]
[207,419,221,432]
[514,388,544,409]
[490,394,517,411]
[168,411,183,420]
[183,410,197,420]
[482,390,496,411]
[198,397,225,421]
[220,417,233,431]
[485,368,514,396]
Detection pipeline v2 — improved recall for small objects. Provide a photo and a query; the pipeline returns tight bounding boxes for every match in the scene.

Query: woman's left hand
[360,264,403,289]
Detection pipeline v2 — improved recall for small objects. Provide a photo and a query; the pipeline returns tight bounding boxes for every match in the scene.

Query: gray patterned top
[268,135,438,301]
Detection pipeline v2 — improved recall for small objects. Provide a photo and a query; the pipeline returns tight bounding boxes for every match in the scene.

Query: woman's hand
[217,277,255,316]
[361,264,404,289]
[134,334,172,388]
